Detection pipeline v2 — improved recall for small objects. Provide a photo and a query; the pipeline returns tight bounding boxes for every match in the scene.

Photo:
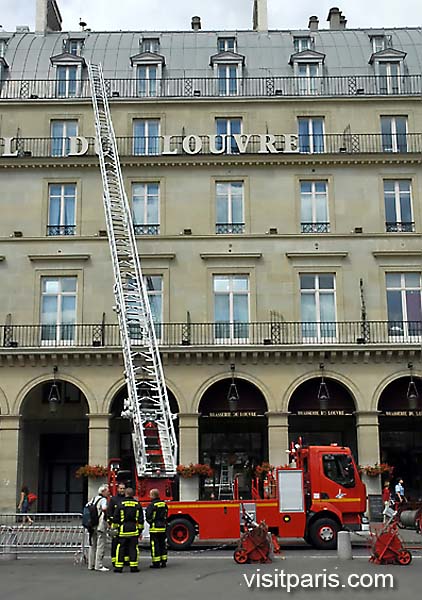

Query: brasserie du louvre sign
[0,133,301,157]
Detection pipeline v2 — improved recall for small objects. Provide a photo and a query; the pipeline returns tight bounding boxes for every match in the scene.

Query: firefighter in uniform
[112,487,144,573]
[107,482,126,567]
[146,488,168,568]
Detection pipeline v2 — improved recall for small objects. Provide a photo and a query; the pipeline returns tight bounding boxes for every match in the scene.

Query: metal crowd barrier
[0,513,86,560]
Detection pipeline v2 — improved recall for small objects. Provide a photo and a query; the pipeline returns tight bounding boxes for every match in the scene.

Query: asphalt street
[1,545,422,600]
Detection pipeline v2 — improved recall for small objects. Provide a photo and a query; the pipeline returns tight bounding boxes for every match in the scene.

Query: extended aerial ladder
[87,63,177,484]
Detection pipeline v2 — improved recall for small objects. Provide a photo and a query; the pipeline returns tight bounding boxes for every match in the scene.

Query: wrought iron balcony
[1,321,421,349]
[215,223,245,234]
[301,222,330,234]
[47,225,76,236]
[133,224,160,235]
[385,221,415,233]
[2,134,422,159]
[2,75,422,100]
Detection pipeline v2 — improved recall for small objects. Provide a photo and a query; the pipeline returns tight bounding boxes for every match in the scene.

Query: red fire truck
[109,440,367,551]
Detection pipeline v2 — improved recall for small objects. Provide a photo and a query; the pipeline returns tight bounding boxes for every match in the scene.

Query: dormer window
[369,48,406,94]
[65,39,83,56]
[293,37,312,53]
[142,38,160,54]
[218,37,236,53]
[130,52,165,97]
[0,40,6,58]
[210,51,245,96]
[50,53,86,98]
[289,50,325,95]
[370,35,392,54]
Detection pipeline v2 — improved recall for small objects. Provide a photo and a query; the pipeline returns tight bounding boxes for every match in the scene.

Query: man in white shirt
[88,484,110,572]
[395,479,405,504]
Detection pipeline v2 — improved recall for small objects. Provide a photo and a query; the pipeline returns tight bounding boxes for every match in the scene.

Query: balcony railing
[47,225,76,236]
[385,221,415,233]
[2,75,422,100]
[301,222,330,233]
[1,321,421,349]
[2,134,422,159]
[215,223,245,234]
[133,224,160,235]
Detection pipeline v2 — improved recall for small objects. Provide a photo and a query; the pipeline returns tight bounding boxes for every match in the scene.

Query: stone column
[0,415,21,512]
[267,412,290,466]
[178,413,199,500]
[355,411,381,496]
[87,413,110,499]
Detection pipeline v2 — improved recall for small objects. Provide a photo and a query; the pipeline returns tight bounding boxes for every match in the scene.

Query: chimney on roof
[191,16,201,31]
[36,0,62,33]
[253,0,268,32]
[308,16,319,31]
[327,7,346,30]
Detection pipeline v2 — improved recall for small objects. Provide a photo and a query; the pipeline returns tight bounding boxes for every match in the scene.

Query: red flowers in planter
[358,463,394,478]
[176,464,214,478]
[75,464,108,479]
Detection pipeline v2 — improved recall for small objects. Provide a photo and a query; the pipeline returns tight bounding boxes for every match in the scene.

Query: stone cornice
[286,251,348,260]
[28,254,91,262]
[372,250,422,258]
[200,252,262,260]
[139,253,175,260]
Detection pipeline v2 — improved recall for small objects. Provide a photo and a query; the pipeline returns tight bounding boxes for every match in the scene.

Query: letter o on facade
[182,135,203,155]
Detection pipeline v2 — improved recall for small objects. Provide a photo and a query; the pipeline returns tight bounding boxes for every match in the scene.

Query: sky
[1,0,422,32]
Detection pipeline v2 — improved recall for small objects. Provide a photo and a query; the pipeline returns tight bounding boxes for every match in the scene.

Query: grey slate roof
[2,28,422,79]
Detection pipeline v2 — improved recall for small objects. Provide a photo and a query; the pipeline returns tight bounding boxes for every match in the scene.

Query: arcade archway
[20,378,89,512]
[198,378,268,499]
[378,376,422,498]
[288,377,357,459]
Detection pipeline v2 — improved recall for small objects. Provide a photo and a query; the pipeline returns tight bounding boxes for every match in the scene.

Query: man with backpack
[86,484,110,572]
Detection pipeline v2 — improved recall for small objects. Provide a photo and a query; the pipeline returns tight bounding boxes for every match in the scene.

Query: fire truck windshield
[322,454,355,488]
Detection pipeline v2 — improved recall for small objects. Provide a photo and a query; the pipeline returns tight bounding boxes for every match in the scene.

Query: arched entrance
[198,378,268,499]
[21,378,89,512]
[378,376,422,498]
[288,377,357,459]
[109,386,179,479]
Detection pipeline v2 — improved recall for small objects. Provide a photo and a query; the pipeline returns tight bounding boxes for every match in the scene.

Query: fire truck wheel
[167,518,196,550]
[234,550,248,564]
[397,550,412,565]
[308,518,339,550]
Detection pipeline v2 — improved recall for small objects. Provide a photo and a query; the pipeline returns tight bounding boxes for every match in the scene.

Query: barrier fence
[0,513,86,559]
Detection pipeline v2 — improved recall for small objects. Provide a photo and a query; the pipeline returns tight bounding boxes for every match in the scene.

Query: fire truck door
[277,470,306,537]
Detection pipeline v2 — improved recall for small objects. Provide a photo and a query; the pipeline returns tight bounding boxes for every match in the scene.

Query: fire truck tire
[167,518,196,550]
[397,550,412,565]
[308,518,339,550]
[234,550,248,564]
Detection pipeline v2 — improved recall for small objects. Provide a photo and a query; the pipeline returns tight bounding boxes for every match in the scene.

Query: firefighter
[112,487,144,573]
[146,488,168,568]
[107,482,126,567]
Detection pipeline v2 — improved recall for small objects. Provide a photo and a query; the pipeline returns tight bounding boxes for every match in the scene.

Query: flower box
[75,464,108,479]
[176,463,214,479]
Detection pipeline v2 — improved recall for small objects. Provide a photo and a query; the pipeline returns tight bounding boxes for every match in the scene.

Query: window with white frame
[142,38,160,53]
[371,36,386,53]
[215,182,244,234]
[215,117,242,154]
[300,181,329,233]
[132,182,160,235]
[296,62,320,94]
[133,119,160,155]
[137,65,158,97]
[293,37,312,52]
[51,120,78,157]
[300,273,337,341]
[381,116,407,152]
[298,117,325,153]
[384,180,414,232]
[56,65,78,98]
[48,183,76,236]
[386,272,422,338]
[65,39,83,56]
[378,61,401,94]
[214,275,250,341]
[0,40,6,58]
[41,277,77,343]
[217,64,240,96]
[218,37,236,53]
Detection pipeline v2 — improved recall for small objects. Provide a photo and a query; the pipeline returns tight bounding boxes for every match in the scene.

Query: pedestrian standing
[17,486,33,525]
[395,478,406,504]
[146,488,168,569]
[88,483,110,572]
[382,482,391,523]
[112,487,144,573]
[107,482,126,567]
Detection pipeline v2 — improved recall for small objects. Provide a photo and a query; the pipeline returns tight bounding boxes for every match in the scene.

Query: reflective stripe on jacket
[146,499,168,533]
[112,498,144,537]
